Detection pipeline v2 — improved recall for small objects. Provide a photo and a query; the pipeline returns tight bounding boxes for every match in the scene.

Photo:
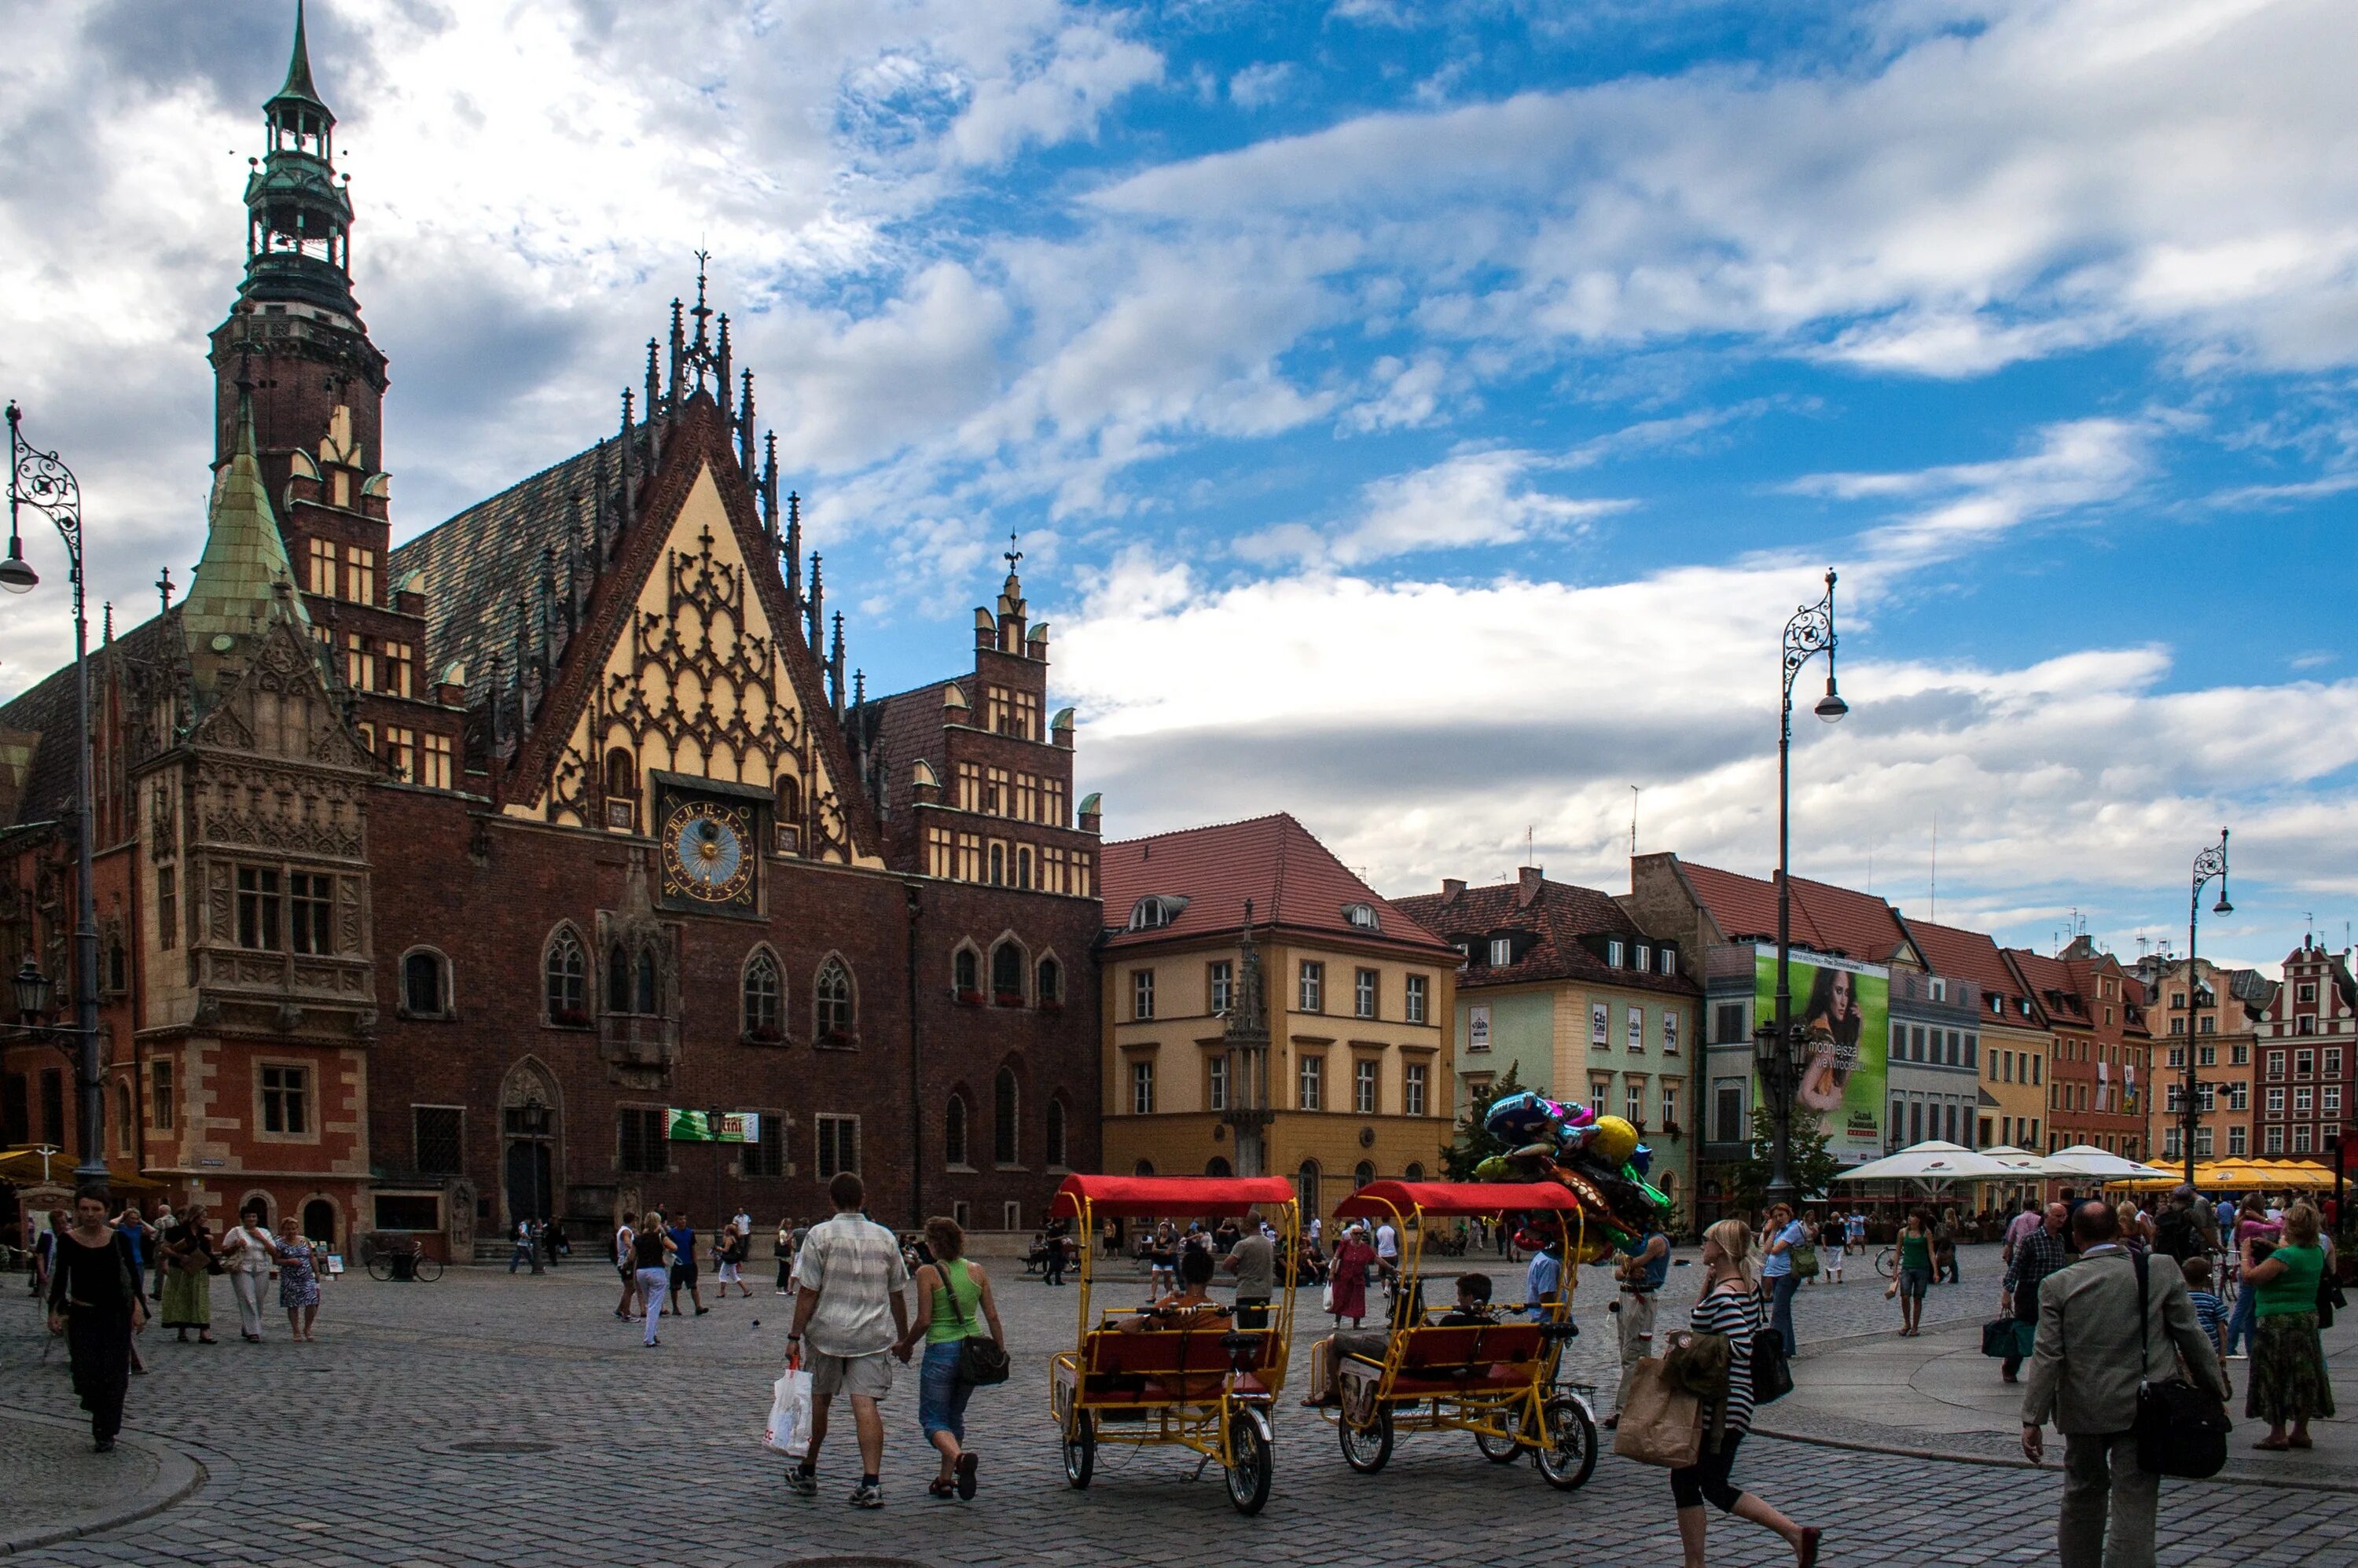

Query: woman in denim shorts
[1886,1210,1934,1335]
[896,1216,1005,1500]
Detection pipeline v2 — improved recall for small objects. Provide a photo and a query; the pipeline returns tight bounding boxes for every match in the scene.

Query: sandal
[1798,1526,1822,1567]
[2253,1438,2291,1451]
[927,1478,957,1499]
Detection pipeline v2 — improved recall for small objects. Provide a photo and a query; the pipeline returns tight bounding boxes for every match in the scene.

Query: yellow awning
[0,1147,166,1191]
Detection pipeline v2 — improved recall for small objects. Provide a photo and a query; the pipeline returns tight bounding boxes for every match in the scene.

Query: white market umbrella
[1831,1140,2021,1184]
[1977,1145,2048,1175]
[2036,1144,2175,1181]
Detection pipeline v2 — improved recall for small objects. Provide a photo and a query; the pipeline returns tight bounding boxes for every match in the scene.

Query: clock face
[660,801,753,905]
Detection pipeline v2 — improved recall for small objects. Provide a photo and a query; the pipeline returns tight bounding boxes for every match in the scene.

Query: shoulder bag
[2131,1252,2229,1478]
[939,1260,1009,1387]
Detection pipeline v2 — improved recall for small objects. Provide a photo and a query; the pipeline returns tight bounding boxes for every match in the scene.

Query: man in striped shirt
[786,1172,913,1509]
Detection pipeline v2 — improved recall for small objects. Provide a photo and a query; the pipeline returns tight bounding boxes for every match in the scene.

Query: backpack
[2152,1206,2198,1263]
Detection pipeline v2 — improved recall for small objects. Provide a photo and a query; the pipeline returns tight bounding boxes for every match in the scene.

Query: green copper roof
[183,395,308,686]
[267,1,332,118]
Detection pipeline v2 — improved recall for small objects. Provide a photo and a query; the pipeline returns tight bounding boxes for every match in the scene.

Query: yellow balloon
[1591,1115,1639,1166]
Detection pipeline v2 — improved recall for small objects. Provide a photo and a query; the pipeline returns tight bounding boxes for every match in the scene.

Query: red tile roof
[1394,876,1697,999]
[1900,916,2022,1002]
[1099,813,1453,953]
[2004,949,2092,1029]
[1677,860,1915,965]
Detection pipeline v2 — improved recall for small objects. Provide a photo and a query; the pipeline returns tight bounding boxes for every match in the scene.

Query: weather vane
[1004,527,1023,575]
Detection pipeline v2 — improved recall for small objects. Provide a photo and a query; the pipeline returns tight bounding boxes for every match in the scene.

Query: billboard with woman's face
[1754,946,1889,1162]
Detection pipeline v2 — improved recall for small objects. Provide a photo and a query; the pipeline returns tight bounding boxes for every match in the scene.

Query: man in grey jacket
[2021,1199,2228,1568]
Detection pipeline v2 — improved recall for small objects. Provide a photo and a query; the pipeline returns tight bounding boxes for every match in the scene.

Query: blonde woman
[1670,1219,1820,1568]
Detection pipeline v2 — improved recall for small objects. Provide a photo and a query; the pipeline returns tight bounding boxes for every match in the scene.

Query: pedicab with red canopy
[1314,1179,1598,1489]
[1048,1172,1300,1514]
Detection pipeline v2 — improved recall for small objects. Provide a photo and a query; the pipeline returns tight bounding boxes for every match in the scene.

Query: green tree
[1442,1061,1525,1181]
[1726,1103,1840,1213]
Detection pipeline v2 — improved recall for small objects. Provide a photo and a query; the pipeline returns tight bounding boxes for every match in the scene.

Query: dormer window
[1342,902,1380,931]
[1633,944,1651,971]
[1658,947,1677,977]
[1489,936,1513,968]
[1607,939,1625,968]
[1127,894,1188,931]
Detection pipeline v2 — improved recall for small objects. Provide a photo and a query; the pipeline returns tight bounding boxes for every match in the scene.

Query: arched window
[105,939,127,993]
[634,949,659,1015]
[1403,1162,1425,1182]
[302,1197,337,1245]
[990,941,1023,1004]
[814,958,854,1041]
[1296,1159,1320,1222]
[946,1094,969,1167]
[1045,1096,1067,1168]
[988,843,1005,886]
[1037,956,1062,1004]
[1134,1159,1155,1177]
[1206,1155,1232,1177]
[115,1081,133,1152]
[1017,846,1034,890]
[1353,1160,1376,1190]
[402,949,448,1016]
[775,773,803,823]
[606,943,631,1015]
[953,947,979,995]
[993,1066,1019,1166]
[604,747,634,799]
[742,949,783,1038]
[544,927,587,1023]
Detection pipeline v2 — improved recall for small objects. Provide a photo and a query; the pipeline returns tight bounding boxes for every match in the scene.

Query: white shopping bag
[764,1364,813,1458]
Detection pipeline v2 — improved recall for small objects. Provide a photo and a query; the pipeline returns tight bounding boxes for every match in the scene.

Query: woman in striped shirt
[1672,1219,1822,1567]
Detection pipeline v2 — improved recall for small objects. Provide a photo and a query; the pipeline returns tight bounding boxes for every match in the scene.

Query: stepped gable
[1100,812,1452,952]
[1395,874,1692,999]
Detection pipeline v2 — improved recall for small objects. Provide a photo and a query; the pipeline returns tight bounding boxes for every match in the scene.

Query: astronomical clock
[653,775,766,913]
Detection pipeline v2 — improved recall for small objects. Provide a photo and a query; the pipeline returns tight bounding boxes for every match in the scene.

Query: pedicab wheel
[1339,1402,1393,1474]
[411,1253,443,1283]
[1473,1415,1522,1463]
[1226,1406,1274,1515]
[1534,1395,1597,1491]
[1063,1409,1096,1489]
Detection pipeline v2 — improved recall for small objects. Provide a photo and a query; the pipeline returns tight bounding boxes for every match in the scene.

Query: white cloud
[1237,448,1631,567]
[1229,62,1295,110]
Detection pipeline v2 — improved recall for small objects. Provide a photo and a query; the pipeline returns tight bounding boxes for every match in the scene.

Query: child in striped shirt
[2182,1255,2226,1356]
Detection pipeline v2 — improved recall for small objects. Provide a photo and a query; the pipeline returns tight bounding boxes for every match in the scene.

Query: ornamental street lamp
[2181,830,2231,1185]
[4,402,105,1195]
[1768,569,1848,1210]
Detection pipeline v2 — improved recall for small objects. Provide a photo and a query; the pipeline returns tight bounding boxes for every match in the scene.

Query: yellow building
[1096,814,1456,1229]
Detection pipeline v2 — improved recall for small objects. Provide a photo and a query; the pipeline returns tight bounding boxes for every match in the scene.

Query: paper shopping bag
[1611,1357,1704,1468]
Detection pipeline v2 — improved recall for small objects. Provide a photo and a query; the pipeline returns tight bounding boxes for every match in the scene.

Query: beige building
[1096,814,1456,1229]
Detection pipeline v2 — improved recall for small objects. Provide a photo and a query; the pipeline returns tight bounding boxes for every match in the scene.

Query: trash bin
[391,1250,416,1282]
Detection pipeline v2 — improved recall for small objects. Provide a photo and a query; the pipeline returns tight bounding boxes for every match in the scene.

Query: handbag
[1750,1327,1794,1405]
[2319,1269,2346,1330]
[1981,1316,2035,1359]
[1790,1243,1820,1280]
[938,1258,1009,1387]
[2131,1253,2229,1478]
[1611,1357,1703,1467]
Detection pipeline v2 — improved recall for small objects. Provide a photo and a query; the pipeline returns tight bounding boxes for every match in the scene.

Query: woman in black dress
[45,1188,148,1452]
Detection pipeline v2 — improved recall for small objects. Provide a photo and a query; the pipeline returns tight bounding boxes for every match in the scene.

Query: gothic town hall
[0,16,1104,1256]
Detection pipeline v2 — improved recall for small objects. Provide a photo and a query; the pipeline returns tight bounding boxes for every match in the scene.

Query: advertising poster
[668,1110,758,1144]
[1752,945,1888,1163]
[1468,1003,1491,1052]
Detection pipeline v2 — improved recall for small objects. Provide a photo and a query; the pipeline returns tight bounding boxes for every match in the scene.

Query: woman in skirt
[2245,1201,2334,1450]
[159,1203,218,1345]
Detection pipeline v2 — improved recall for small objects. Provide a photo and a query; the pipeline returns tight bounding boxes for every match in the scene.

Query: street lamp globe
[12,959,52,1020]
[2213,895,2233,916]
[1813,681,1848,723]
[0,542,38,594]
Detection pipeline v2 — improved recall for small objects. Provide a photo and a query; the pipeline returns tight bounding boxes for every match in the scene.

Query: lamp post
[2,402,104,1195]
[1768,569,1848,1210]
[2181,830,2231,1185]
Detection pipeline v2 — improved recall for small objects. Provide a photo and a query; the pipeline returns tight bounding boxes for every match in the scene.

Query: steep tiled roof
[1394,875,1697,999]
[861,678,953,819]
[2005,949,2092,1028]
[388,436,607,693]
[1677,860,1915,965]
[0,612,182,828]
[1900,916,2027,1006]
[1100,813,1453,953]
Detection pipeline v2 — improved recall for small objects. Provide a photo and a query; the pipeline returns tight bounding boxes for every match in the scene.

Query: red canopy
[1049,1173,1297,1219]
[1335,1181,1583,1220]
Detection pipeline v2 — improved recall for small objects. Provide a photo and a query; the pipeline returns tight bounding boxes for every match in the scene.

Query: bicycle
[364,1238,443,1283]
[1875,1246,1897,1280]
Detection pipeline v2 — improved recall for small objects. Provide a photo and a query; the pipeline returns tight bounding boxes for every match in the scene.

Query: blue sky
[0,0,2352,972]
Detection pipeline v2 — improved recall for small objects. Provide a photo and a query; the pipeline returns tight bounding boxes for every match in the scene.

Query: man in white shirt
[785,1173,913,1509]
[733,1206,754,1240]
[1375,1221,1401,1293]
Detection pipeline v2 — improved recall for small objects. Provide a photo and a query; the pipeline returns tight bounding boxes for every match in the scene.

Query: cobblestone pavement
[2,1243,2351,1567]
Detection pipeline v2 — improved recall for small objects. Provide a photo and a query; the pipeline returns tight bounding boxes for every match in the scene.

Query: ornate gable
[189,615,376,774]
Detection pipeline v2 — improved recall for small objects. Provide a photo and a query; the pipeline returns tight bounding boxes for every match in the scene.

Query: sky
[0,0,2352,975]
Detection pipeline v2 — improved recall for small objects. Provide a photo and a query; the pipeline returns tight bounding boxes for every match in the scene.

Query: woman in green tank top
[894,1216,1005,1499]
[2242,1202,2334,1450]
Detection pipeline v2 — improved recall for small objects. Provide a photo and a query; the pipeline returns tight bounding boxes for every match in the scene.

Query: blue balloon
[1628,1143,1653,1177]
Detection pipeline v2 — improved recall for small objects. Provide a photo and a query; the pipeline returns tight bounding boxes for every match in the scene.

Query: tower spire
[274,0,328,114]
[184,387,310,705]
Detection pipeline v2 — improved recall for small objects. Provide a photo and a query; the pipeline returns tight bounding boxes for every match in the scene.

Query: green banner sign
[1753,946,1888,1164]
[668,1110,758,1144]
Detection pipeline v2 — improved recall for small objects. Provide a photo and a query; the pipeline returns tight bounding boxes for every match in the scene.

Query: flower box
[955,988,985,1008]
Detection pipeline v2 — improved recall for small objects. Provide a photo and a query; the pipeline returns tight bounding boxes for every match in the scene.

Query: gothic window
[953,946,979,996]
[994,1066,1019,1166]
[402,949,450,1017]
[543,927,589,1024]
[1016,846,1034,890]
[1037,956,1063,1005]
[991,940,1024,1005]
[103,936,127,995]
[606,943,631,1015]
[742,948,784,1039]
[946,1094,969,1167]
[604,748,637,831]
[1045,1096,1067,1168]
[815,957,855,1042]
[288,873,334,955]
[775,774,803,823]
[634,948,659,1015]
[988,843,1005,886]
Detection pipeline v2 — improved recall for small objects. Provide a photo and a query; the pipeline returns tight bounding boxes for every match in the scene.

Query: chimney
[1517,865,1544,907]
[1442,878,1467,903]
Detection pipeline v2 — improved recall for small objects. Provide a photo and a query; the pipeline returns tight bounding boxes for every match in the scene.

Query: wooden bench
[1067,1320,1277,1407]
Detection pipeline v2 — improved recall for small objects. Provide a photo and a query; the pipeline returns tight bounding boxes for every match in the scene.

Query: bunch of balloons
[1471,1089,1672,1261]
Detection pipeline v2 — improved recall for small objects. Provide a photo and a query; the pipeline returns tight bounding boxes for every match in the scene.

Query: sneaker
[785,1467,818,1498]
[849,1482,883,1509]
